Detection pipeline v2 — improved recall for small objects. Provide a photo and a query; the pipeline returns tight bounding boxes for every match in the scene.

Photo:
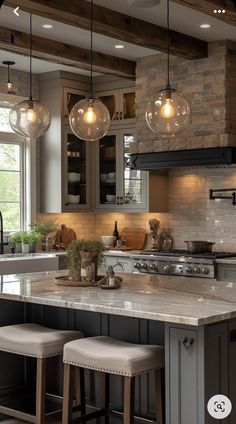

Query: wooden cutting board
[121,227,146,250]
[54,224,77,249]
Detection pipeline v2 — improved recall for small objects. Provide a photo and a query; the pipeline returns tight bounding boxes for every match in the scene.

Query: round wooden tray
[54,276,98,287]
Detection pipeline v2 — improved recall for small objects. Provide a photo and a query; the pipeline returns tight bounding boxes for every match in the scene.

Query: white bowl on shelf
[67,194,80,204]
[106,194,116,202]
[101,236,114,247]
[107,172,116,180]
[101,173,107,182]
[68,172,80,183]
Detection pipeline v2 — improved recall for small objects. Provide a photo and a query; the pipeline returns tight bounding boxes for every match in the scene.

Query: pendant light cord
[167,0,170,89]
[29,13,33,101]
[90,0,93,98]
[7,64,10,83]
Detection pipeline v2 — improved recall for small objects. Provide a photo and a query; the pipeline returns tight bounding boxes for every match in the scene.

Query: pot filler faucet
[0,211,4,254]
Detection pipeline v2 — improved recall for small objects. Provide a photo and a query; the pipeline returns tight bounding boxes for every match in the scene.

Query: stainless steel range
[131,250,236,279]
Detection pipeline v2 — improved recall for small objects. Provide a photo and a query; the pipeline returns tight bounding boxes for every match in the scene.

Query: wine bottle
[112,221,119,247]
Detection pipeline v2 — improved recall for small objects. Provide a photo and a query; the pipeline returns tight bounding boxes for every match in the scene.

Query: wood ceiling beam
[0,26,136,78]
[172,0,236,27]
[4,0,208,60]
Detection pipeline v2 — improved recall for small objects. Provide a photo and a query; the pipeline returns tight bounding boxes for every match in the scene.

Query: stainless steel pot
[184,240,215,253]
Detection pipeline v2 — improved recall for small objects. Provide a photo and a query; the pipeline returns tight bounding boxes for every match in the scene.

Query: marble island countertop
[0,271,236,326]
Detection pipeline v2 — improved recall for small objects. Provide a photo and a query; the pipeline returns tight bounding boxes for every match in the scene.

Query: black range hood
[130,147,236,170]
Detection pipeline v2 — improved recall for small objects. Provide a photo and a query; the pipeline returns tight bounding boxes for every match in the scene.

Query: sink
[0,253,58,275]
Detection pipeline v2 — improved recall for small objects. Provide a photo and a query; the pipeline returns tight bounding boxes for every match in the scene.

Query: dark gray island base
[0,271,236,424]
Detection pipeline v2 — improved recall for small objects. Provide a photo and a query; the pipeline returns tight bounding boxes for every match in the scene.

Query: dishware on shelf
[106,194,116,202]
[101,235,114,247]
[68,172,80,183]
[107,172,116,180]
[67,194,80,204]
[101,173,107,182]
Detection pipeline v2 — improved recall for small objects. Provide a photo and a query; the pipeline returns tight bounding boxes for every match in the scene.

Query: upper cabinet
[63,87,87,125]
[94,128,148,212]
[39,72,91,213]
[96,87,135,126]
[94,75,135,126]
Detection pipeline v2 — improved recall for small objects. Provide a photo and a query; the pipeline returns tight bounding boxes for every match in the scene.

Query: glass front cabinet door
[96,88,135,126]
[63,87,88,125]
[63,130,91,211]
[95,129,148,211]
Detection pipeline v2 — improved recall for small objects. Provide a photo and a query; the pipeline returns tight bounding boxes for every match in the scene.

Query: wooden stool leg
[75,367,86,415]
[98,372,109,424]
[63,364,75,424]
[36,358,46,424]
[155,368,164,424]
[123,376,134,424]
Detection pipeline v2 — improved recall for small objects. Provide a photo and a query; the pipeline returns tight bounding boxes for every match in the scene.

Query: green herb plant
[67,239,105,280]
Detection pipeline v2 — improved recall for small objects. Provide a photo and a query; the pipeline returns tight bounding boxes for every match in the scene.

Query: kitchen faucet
[0,211,4,255]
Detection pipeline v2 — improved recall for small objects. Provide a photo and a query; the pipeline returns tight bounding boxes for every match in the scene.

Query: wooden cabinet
[39,72,91,213]
[63,86,88,125]
[96,87,135,125]
[94,128,149,212]
[165,324,205,424]
[217,263,236,281]
[64,129,92,211]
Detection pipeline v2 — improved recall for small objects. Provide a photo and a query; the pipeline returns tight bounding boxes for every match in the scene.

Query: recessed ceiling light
[42,24,53,29]
[114,44,125,49]
[200,23,211,29]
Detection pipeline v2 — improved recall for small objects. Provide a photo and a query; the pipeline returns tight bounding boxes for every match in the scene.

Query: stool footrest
[0,405,36,423]
[76,408,105,423]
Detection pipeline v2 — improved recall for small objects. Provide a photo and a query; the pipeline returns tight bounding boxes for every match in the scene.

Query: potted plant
[31,220,58,251]
[20,231,33,254]
[9,231,24,253]
[67,239,105,281]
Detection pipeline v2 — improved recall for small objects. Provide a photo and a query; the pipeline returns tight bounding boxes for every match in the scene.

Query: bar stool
[63,336,165,424]
[0,323,83,424]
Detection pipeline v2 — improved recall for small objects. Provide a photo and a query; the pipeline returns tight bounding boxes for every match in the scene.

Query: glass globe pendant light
[9,14,51,139]
[145,0,191,137]
[69,0,110,141]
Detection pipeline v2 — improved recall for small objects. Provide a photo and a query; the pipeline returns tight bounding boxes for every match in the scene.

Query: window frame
[0,94,37,234]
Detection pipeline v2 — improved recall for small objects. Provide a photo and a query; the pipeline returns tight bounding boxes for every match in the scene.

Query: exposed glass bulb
[145,88,191,138]
[9,99,51,138]
[160,98,175,119]
[69,98,110,142]
[7,82,13,91]
[84,106,97,124]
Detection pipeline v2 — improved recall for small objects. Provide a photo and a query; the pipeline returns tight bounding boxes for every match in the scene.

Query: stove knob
[201,267,210,274]
[149,263,157,271]
[164,265,171,273]
[186,266,193,273]
[193,267,201,273]
[134,262,141,269]
[141,263,148,270]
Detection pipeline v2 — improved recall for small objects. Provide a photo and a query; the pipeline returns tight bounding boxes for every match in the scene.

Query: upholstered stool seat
[63,336,165,424]
[0,323,83,424]
[64,335,164,376]
[0,323,82,358]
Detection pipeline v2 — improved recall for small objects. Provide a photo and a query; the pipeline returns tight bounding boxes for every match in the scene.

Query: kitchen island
[0,271,235,424]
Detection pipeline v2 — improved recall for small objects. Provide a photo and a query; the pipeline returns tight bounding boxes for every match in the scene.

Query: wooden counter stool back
[63,336,165,424]
[0,323,83,424]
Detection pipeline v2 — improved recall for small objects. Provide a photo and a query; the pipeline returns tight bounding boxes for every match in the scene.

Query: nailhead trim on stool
[0,323,83,357]
[0,323,83,424]
[62,336,165,424]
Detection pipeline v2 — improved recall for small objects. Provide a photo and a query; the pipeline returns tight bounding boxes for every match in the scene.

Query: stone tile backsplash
[168,167,236,251]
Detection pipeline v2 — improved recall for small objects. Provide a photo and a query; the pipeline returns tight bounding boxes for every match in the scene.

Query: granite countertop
[216,257,236,264]
[0,271,236,326]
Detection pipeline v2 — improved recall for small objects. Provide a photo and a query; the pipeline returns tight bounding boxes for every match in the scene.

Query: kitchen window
[0,99,36,233]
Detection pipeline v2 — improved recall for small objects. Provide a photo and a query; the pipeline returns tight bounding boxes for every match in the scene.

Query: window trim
[0,94,36,233]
